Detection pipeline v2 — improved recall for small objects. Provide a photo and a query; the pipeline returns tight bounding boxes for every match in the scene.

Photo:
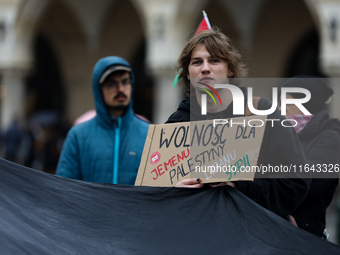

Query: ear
[187,74,190,80]
[228,71,234,77]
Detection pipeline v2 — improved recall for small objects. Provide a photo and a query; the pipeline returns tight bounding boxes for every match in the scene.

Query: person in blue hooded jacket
[56,56,150,185]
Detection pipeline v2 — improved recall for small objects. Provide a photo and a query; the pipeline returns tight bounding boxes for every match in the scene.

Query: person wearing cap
[167,27,311,219]
[56,56,149,185]
[280,76,340,238]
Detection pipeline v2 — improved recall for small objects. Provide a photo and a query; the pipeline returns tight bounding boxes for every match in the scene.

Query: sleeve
[237,98,311,217]
[304,130,340,165]
[302,129,340,195]
[55,128,81,180]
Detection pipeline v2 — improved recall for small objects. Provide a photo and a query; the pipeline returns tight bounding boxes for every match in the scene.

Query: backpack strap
[245,96,261,116]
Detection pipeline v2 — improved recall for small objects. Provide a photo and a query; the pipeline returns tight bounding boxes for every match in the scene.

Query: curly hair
[176,27,247,95]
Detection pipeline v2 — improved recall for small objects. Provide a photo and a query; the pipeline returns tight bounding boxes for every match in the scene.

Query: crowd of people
[1,112,68,174]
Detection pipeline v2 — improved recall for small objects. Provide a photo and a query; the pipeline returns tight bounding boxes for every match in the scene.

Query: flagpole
[202,10,211,29]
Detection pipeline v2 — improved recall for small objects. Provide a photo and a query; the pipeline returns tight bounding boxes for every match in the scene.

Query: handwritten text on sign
[135,116,266,187]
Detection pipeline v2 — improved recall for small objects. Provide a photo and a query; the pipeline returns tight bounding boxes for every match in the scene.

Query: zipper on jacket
[113,117,121,184]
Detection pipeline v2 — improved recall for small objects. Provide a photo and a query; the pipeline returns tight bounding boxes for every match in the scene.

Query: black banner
[0,159,339,254]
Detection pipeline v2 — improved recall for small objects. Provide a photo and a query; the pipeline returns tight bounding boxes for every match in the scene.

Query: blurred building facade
[0,0,339,128]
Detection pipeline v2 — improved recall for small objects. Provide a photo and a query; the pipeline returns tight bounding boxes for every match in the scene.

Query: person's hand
[210,181,237,188]
[175,178,204,188]
[289,215,298,227]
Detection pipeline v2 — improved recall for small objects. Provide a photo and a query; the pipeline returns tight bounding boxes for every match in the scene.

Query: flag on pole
[195,10,211,35]
[172,69,182,89]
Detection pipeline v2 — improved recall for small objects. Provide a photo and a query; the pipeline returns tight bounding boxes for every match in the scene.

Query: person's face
[102,71,132,110]
[280,93,303,116]
[188,44,233,89]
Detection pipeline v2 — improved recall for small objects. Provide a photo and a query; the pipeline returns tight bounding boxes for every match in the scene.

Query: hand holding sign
[175,178,204,188]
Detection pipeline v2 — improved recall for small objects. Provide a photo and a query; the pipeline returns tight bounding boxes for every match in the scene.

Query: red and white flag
[195,10,211,35]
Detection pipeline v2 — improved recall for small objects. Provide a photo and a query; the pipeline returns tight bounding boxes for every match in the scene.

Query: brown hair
[176,27,247,95]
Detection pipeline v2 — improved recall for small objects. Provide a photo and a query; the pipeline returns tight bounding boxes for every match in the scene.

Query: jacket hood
[92,56,135,128]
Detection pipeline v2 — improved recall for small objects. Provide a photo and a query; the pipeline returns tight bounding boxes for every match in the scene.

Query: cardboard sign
[135,115,267,187]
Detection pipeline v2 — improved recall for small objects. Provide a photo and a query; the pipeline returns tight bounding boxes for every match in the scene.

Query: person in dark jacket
[167,27,311,218]
[281,76,340,238]
[56,56,149,185]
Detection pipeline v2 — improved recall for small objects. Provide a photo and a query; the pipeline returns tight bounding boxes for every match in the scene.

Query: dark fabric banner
[0,158,339,255]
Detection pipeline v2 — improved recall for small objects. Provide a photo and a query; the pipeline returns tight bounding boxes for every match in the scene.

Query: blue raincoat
[56,56,149,185]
